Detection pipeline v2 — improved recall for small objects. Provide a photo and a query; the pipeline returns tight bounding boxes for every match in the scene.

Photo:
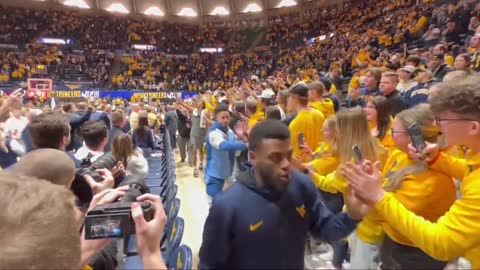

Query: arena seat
[167,245,193,270]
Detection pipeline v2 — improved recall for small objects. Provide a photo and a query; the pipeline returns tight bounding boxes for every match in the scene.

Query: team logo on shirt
[296,205,306,219]
[249,221,264,232]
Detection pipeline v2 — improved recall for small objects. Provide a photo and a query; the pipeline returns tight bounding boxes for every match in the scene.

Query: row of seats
[123,129,193,270]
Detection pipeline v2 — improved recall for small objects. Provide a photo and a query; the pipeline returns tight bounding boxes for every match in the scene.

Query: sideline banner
[49,90,198,102]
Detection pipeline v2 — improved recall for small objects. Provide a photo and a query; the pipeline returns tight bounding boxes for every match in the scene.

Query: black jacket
[104,126,126,152]
[385,90,408,117]
[433,64,453,81]
[67,107,92,151]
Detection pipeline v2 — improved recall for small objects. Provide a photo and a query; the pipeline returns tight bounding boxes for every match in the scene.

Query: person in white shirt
[129,103,140,130]
[5,109,28,156]
[5,109,28,140]
[74,121,108,163]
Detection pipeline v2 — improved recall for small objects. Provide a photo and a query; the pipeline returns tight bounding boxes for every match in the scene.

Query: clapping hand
[344,186,370,220]
[341,160,385,206]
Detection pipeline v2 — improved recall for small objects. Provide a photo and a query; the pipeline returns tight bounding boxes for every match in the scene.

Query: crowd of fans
[1,0,480,268]
[0,0,479,91]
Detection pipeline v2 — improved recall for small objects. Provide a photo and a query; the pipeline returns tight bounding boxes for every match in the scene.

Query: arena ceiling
[17,0,342,20]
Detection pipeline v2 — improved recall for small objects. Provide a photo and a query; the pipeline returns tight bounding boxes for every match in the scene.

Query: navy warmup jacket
[199,165,359,269]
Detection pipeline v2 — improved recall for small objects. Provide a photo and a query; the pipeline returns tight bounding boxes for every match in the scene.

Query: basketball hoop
[27,78,53,99]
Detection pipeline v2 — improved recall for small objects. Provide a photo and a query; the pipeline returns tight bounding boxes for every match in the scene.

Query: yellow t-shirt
[309,142,339,176]
[309,100,335,119]
[289,109,325,160]
[248,110,265,129]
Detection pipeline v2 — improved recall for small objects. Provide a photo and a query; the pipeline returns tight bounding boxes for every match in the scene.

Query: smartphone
[352,144,364,165]
[298,133,306,149]
[407,122,427,158]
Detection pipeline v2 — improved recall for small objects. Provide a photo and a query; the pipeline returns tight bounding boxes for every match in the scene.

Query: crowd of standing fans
[0,0,479,91]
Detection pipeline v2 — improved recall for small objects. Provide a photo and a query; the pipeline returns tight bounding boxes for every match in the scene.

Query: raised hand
[235,120,248,141]
[6,88,23,109]
[345,186,370,220]
[340,161,385,206]
[407,141,439,163]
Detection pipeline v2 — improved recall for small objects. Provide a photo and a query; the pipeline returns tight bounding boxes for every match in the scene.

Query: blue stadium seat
[126,216,184,259]
[148,186,164,196]
[167,198,181,221]
[167,245,193,270]
[163,184,178,205]
[162,217,185,261]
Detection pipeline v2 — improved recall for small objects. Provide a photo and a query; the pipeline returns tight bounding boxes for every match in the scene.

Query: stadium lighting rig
[277,0,297,8]
[63,0,90,9]
[144,6,165,16]
[243,3,262,13]
[211,6,230,16]
[178,7,198,17]
[106,3,129,14]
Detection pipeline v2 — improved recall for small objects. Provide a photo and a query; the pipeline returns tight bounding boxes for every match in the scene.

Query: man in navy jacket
[199,120,366,269]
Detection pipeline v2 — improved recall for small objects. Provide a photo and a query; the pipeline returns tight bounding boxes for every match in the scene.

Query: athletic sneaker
[194,168,199,177]
[198,162,203,171]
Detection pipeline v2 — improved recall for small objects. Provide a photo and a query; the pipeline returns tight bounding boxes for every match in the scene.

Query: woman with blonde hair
[297,116,339,175]
[306,107,387,269]
[377,104,456,269]
[112,134,148,179]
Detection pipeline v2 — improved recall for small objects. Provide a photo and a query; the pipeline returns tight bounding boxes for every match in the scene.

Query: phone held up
[407,122,427,160]
[352,144,364,165]
[298,133,306,149]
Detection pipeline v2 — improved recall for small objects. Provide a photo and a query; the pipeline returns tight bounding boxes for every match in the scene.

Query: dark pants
[380,235,447,270]
[177,136,191,163]
[319,190,349,268]
[168,129,177,150]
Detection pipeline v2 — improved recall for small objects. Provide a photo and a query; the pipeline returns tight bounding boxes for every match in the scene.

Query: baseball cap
[289,83,309,98]
[259,89,276,99]
[398,65,416,73]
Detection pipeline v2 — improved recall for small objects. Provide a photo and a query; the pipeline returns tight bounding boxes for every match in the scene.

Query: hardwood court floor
[174,155,210,268]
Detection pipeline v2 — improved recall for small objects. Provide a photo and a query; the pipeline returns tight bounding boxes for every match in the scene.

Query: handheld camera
[84,183,153,240]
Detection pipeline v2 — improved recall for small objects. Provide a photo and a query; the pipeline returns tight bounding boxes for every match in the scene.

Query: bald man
[12,149,76,187]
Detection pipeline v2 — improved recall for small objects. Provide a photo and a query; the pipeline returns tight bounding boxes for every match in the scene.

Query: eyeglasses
[435,118,476,122]
[435,118,479,123]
